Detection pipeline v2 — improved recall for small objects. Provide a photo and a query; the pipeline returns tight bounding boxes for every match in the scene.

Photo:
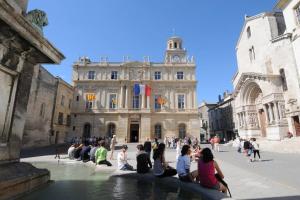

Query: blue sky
[28,0,277,103]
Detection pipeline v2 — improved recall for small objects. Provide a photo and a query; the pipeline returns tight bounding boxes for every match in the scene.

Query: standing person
[243,139,252,162]
[144,138,152,158]
[153,143,177,177]
[136,144,152,173]
[251,138,261,161]
[176,145,198,182]
[110,135,117,160]
[95,140,112,166]
[117,145,134,171]
[176,139,181,161]
[198,148,227,193]
[210,137,215,151]
[152,138,159,150]
[214,135,221,152]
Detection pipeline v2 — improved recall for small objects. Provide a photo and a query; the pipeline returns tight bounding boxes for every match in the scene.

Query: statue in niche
[26,9,48,34]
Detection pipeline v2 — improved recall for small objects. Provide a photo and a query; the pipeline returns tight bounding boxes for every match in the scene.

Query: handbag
[215,173,232,198]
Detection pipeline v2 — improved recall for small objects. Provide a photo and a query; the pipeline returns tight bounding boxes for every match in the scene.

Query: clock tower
[164,36,187,63]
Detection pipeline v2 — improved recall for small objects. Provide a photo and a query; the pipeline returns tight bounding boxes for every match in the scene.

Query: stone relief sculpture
[26,9,48,34]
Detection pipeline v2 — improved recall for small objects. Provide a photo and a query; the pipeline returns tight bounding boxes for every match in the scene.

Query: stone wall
[23,65,57,148]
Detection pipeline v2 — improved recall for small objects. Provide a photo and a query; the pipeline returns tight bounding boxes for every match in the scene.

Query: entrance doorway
[130,124,139,142]
[258,109,267,137]
[83,123,91,138]
[293,116,300,136]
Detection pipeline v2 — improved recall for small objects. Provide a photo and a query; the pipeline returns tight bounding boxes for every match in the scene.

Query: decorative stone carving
[17,48,33,72]
[26,9,48,34]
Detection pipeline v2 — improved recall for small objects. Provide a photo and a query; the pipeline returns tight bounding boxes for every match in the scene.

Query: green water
[19,162,202,200]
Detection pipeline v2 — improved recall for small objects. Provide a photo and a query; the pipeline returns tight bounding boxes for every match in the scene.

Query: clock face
[172,55,180,62]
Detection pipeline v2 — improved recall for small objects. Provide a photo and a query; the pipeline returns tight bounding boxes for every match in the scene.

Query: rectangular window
[178,95,185,109]
[177,72,184,80]
[58,112,63,125]
[76,95,79,101]
[132,95,140,109]
[66,115,71,126]
[86,101,93,109]
[154,95,162,110]
[154,71,161,80]
[73,126,76,131]
[61,95,65,106]
[109,94,117,109]
[68,99,72,109]
[111,71,118,80]
[295,4,300,24]
[88,71,95,80]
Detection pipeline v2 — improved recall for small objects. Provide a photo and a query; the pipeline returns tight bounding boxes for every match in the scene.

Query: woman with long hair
[198,148,227,193]
[153,143,177,177]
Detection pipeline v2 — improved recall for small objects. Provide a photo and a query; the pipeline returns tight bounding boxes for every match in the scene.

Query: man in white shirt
[117,145,134,171]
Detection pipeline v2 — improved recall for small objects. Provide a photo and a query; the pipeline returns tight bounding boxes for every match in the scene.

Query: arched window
[247,26,251,38]
[107,123,116,138]
[40,103,45,118]
[178,124,186,139]
[83,123,91,138]
[154,124,162,139]
[249,46,255,62]
[280,69,288,91]
[174,42,177,48]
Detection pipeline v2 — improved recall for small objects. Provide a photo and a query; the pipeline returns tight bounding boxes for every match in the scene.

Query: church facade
[71,37,199,143]
[233,0,300,140]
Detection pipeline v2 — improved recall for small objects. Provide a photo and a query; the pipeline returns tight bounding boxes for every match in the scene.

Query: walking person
[153,143,177,177]
[214,135,221,152]
[110,135,117,160]
[176,139,181,161]
[251,138,261,161]
[210,137,215,151]
[243,139,252,162]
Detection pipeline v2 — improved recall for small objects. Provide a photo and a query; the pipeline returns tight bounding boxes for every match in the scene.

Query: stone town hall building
[71,37,199,143]
[233,0,300,140]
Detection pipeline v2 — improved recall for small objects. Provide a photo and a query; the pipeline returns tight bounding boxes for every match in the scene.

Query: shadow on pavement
[20,144,69,158]
[248,196,300,200]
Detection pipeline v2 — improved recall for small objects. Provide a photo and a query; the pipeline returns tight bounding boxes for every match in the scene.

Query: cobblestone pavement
[21,143,300,200]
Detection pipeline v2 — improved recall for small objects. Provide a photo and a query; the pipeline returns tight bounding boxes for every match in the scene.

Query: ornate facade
[71,37,199,143]
[233,0,300,140]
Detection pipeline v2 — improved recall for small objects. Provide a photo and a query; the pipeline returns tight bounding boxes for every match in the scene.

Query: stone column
[125,86,128,109]
[275,102,281,120]
[273,102,279,122]
[119,85,123,108]
[268,103,274,123]
[193,89,197,109]
[277,102,282,120]
[147,96,150,109]
[141,94,145,109]
[263,104,270,124]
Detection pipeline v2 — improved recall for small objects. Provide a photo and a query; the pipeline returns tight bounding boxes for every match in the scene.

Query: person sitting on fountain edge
[95,140,112,166]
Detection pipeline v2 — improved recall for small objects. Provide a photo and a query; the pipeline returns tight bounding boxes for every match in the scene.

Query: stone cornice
[73,80,197,84]
[275,0,291,9]
[233,72,280,97]
[0,0,65,64]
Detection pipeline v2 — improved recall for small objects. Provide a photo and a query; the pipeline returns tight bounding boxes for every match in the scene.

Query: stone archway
[83,123,91,139]
[239,82,266,137]
[178,123,186,139]
[107,123,116,138]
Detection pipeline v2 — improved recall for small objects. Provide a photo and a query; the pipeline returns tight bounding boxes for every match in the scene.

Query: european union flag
[134,83,140,95]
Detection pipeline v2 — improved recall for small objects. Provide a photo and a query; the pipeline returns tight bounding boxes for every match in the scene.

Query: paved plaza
[21,143,300,200]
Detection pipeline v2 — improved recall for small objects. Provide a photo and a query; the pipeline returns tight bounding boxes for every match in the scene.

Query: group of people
[234,137,261,162]
[67,136,228,195]
[163,136,199,149]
